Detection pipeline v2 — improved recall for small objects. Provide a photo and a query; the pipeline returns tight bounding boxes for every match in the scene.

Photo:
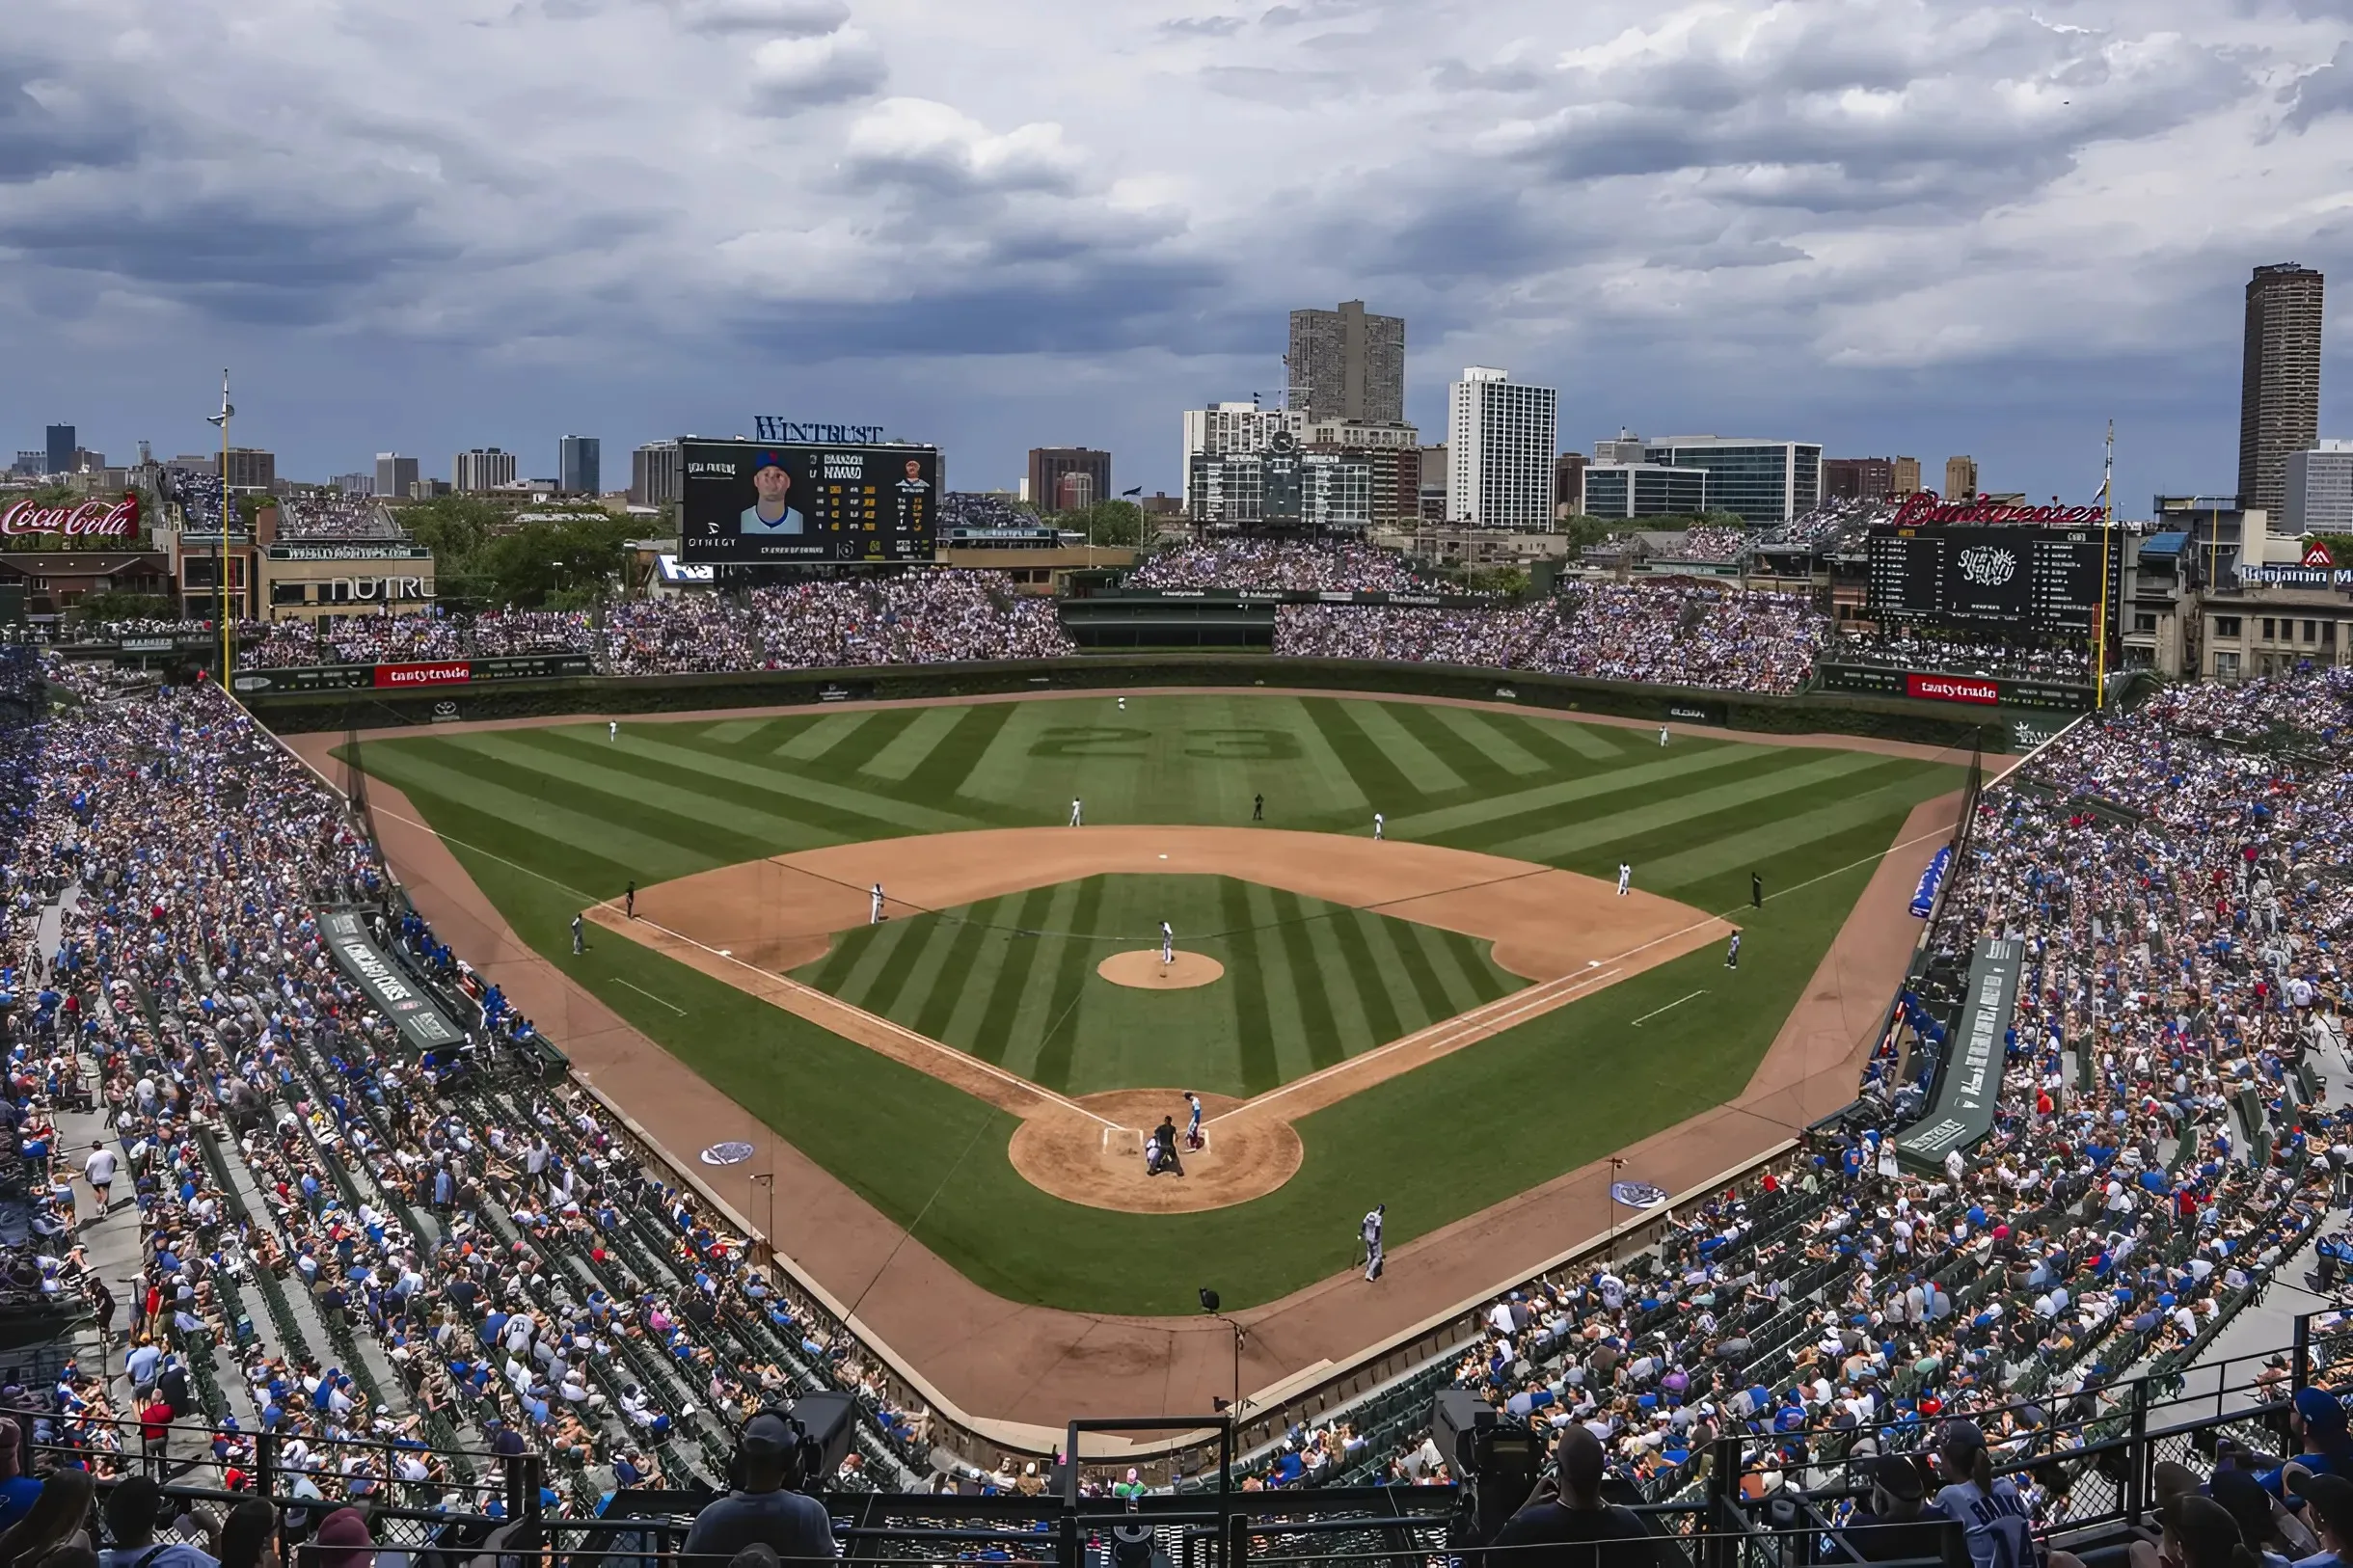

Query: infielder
[1725,931,1742,969]
[1160,921,1175,965]
[571,912,584,955]
[1361,1203,1386,1282]
[1069,798,1084,826]
[870,882,885,925]
[1616,862,1632,897]
[1372,812,1384,842]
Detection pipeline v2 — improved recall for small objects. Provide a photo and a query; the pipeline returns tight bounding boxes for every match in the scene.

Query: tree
[66,591,176,625]
[1051,500,1148,547]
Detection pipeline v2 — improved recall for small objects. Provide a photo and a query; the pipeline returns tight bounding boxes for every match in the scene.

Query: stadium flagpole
[205,369,235,689]
[2096,419,2113,709]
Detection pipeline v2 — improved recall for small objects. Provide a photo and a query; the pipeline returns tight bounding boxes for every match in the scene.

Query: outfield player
[1160,921,1175,965]
[1361,1203,1386,1282]
[1253,793,1263,822]
[1658,723,1669,746]
[1616,862,1631,897]
[1373,811,1384,842]
[1069,798,1084,826]
[870,882,885,925]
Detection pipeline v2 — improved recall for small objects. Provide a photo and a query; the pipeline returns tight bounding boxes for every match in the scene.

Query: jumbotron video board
[679,439,938,563]
[1866,526,2123,635]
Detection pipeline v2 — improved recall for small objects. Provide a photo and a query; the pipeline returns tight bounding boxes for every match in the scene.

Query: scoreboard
[680,439,937,563]
[1866,526,2121,635]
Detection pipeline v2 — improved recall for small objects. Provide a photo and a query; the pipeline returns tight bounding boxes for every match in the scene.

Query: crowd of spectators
[1276,580,1826,693]
[277,499,405,542]
[1276,666,2352,1531]
[1833,629,2096,685]
[602,573,1068,675]
[1130,540,1453,596]
[0,662,943,1532]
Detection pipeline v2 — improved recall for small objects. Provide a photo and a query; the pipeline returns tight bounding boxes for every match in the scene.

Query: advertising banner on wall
[1815,663,2094,713]
[230,653,593,694]
[1894,936,2022,1169]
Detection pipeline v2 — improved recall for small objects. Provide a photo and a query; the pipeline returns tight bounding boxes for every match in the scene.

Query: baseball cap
[1940,1418,1988,1455]
[753,452,788,473]
[2297,1387,2348,1435]
[2291,1471,2353,1545]
[741,1411,796,1456]
[1873,1454,1925,1501]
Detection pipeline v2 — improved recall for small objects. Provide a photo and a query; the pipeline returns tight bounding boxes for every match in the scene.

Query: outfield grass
[350,693,1961,1312]
[797,873,1526,1095]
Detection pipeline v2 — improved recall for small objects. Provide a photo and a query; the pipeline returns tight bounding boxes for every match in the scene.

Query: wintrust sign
[1,495,140,539]
[375,662,470,689]
[1906,673,2000,705]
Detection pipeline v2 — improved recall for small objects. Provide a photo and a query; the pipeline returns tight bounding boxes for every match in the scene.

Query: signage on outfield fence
[1664,701,1726,726]
[1815,663,2093,713]
[319,910,464,1051]
[1894,936,2022,1169]
[700,1141,757,1166]
[231,653,595,694]
[1094,588,1494,609]
[1609,1180,1668,1208]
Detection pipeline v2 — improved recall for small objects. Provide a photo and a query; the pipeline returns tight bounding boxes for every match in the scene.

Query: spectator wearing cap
[1842,1455,1954,1564]
[1489,1424,1660,1568]
[308,1510,372,1568]
[680,1413,838,1563]
[2259,1392,2353,1499]
[2290,1473,2353,1568]
[1929,1420,2048,1568]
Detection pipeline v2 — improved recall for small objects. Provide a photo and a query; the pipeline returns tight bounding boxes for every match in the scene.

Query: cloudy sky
[4,0,2350,506]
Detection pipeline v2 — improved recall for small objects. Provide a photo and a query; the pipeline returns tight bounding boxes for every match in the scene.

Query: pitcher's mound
[1008,1090,1301,1213]
[1097,950,1224,989]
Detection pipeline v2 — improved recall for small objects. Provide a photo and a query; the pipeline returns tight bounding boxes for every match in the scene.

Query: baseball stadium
[13,517,2352,1568]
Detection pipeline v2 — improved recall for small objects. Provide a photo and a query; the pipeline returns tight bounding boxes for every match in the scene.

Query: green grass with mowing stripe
[349,691,1961,1311]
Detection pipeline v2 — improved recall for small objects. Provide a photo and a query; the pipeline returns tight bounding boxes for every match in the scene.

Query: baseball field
[338,690,1962,1316]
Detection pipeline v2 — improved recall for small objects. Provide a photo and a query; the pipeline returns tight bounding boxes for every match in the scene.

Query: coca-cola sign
[0,494,141,539]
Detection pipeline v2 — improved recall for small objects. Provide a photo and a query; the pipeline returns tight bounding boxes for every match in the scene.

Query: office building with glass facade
[1583,463,1708,520]
[1636,437,1820,525]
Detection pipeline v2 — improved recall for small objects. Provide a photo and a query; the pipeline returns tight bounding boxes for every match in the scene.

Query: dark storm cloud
[0,51,141,182]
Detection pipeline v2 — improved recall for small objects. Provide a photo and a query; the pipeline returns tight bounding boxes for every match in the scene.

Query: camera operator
[682,1414,839,1563]
[1488,1426,1659,1568]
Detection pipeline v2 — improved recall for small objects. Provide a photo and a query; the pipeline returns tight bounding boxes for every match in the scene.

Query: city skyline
[3,0,2347,509]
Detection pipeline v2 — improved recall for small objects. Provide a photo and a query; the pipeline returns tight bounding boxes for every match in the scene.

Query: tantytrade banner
[320,910,464,1050]
[1894,935,2023,1169]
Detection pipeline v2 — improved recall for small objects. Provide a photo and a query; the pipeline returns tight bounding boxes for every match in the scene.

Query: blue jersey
[1934,1479,2043,1568]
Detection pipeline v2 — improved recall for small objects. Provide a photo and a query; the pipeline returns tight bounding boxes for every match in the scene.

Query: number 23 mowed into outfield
[341,690,1961,1313]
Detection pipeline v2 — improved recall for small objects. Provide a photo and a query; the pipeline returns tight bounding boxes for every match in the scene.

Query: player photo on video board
[679,440,937,562]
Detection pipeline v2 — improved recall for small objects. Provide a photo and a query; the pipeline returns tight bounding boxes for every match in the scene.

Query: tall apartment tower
[630,441,682,508]
[2239,262,2325,519]
[1944,455,1978,500]
[1287,301,1405,425]
[454,446,518,493]
[375,453,419,500]
[1447,367,1557,529]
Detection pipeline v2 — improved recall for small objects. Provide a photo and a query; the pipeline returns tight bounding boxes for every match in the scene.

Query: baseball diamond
[319,689,1963,1324]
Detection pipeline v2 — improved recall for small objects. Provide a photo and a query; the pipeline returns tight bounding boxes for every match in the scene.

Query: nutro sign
[1,495,140,539]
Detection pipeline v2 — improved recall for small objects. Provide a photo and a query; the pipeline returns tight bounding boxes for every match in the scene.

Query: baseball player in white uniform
[1658,723,1669,746]
[609,720,618,743]
[870,883,885,925]
[1616,863,1632,897]
[1361,1203,1386,1281]
[1069,798,1084,826]
[1160,921,1175,965]
[1372,812,1384,842]
[1184,1092,1204,1150]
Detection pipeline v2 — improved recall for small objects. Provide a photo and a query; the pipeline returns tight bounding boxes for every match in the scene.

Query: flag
[1121,486,1143,497]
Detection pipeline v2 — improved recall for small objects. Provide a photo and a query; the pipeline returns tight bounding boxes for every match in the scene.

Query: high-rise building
[225,447,276,493]
[1447,367,1557,529]
[1823,457,1895,501]
[1891,456,1922,496]
[1636,437,1820,526]
[559,436,602,496]
[2286,441,2353,535]
[1286,301,1405,426]
[44,426,73,476]
[1417,445,1448,521]
[1583,464,1708,520]
[1554,453,1586,517]
[1592,429,1648,464]
[454,447,518,493]
[1027,448,1111,514]
[1944,455,1978,500]
[631,441,682,509]
[11,453,40,476]
[330,473,375,498]
[2239,262,2326,518]
[1180,404,1304,509]
[375,453,419,501]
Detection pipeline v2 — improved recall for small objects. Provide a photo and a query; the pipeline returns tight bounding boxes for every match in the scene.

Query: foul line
[613,978,687,1015]
[1631,990,1706,1027]
[364,800,1119,1130]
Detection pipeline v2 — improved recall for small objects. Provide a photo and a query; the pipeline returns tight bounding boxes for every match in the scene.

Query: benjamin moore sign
[319,910,464,1050]
[1895,936,2023,1169]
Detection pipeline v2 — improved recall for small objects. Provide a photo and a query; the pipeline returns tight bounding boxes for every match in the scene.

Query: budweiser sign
[1891,493,2104,527]
[374,662,471,689]
[0,495,140,539]
[1906,672,2000,706]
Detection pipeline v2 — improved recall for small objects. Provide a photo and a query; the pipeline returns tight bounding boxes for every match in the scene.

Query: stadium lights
[1200,1286,1243,1416]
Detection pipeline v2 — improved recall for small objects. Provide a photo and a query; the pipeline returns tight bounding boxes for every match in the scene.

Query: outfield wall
[239,652,2054,750]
